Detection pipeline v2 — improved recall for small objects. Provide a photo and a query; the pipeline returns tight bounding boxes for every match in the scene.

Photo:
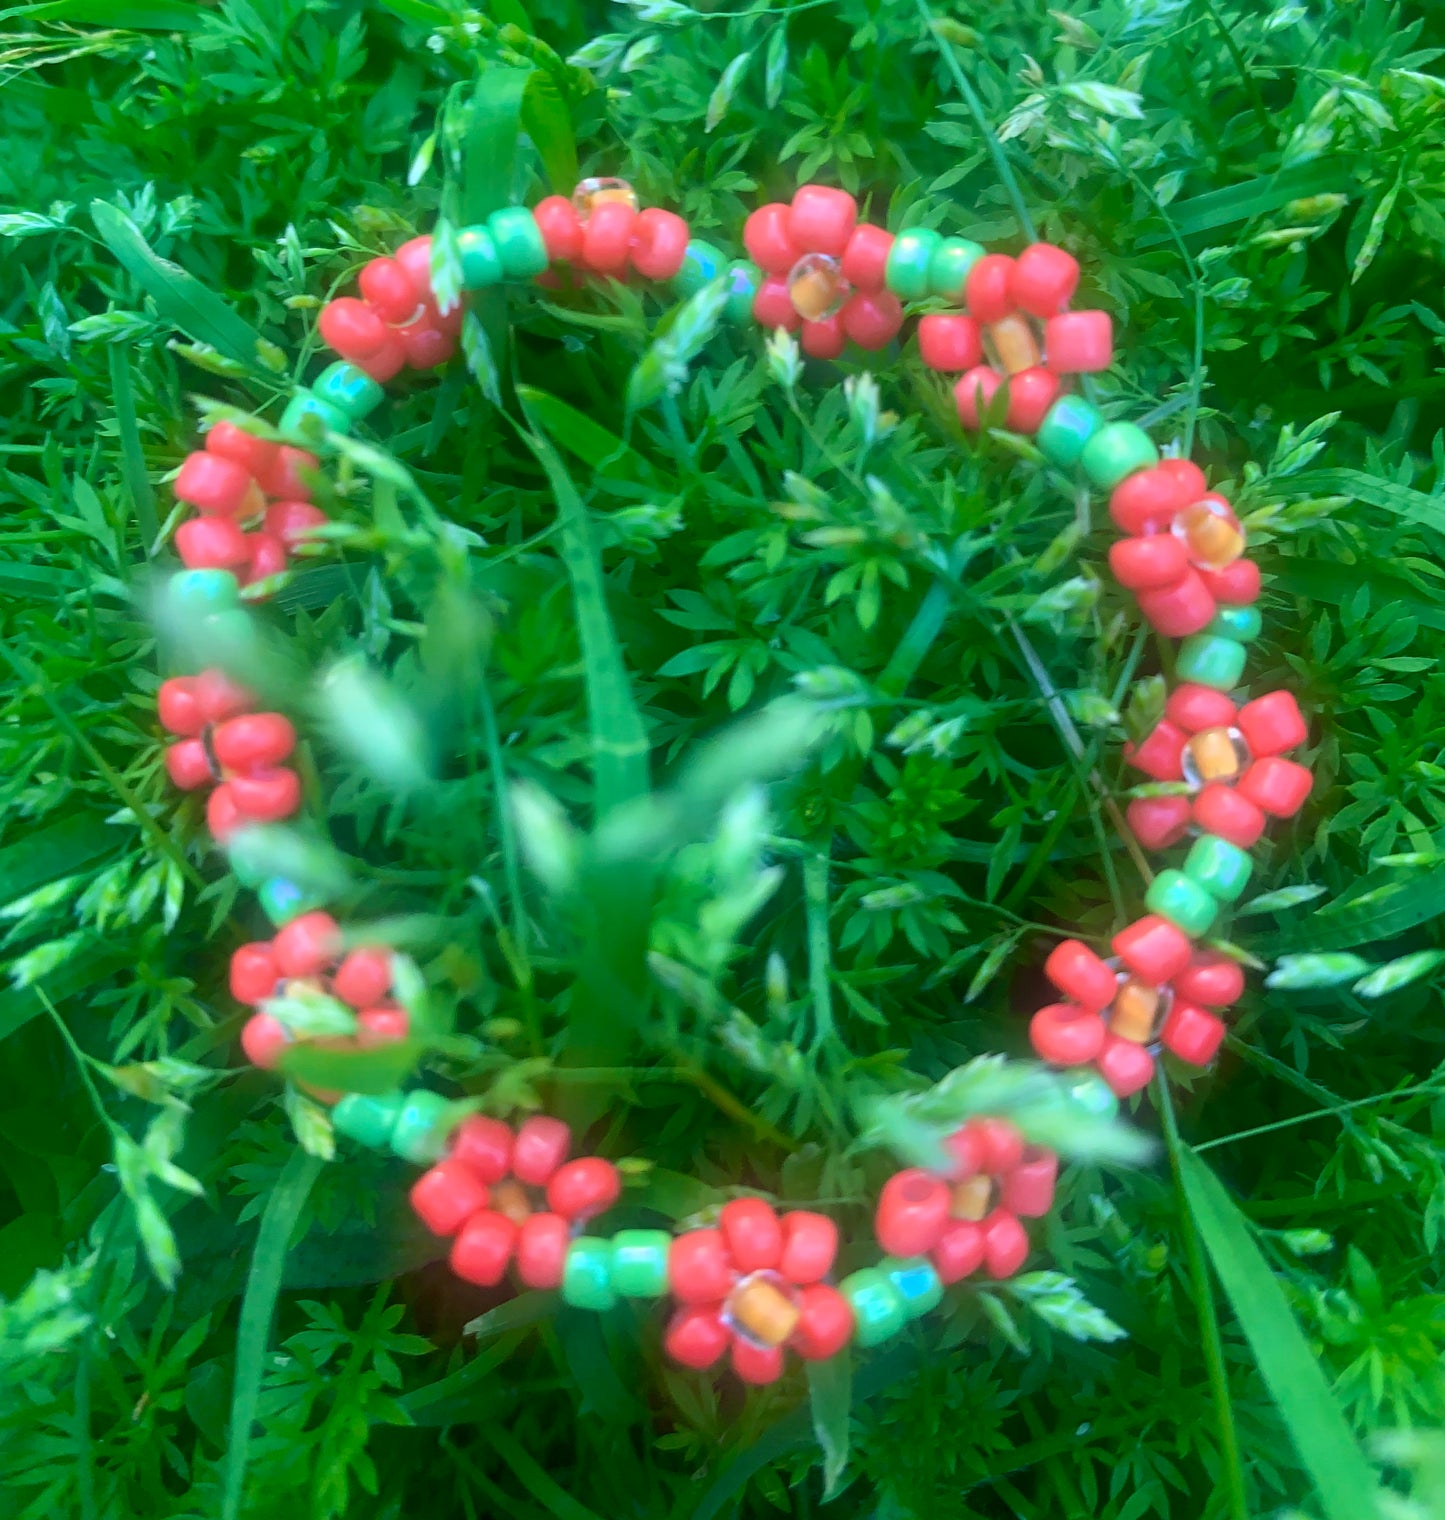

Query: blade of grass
[108,345,157,556]
[221,1148,324,1520]
[479,1422,609,1520]
[1177,1144,1381,1520]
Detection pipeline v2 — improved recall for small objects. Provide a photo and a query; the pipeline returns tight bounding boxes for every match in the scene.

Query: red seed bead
[840,223,894,291]
[359,257,422,325]
[230,943,279,1005]
[157,677,204,736]
[1012,242,1080,317]
[1193,783,1266,849]
[1126,719,1188,782]
[800,317,846,359]
[838,289,903,350]
[790,1283,854,1360]
[789,185,858,258]
[332,948,391,1009]
[981,1208,1030,1278]
[511,1115,571,1185]
[1109,535,1190,591]
[720,1198,783,1272]
[272,911,341,979]
[318,297,390,360]
[244,532,288,585]
[206,421,280,481]
[1112,915,1193,985]
[965,254,1017,323]
[1108,465,1188,536]
[255,445,317,502]
[354,330,408,385]
[1160,1000,1227,1067]
[779,1211,838,1284]
[175,452,261,519]
[206,784,243,841]
[1157,457,1207,502]
[1127,794,1193,852]
[226,767,301,824]
[545,1157,621,1222]
[176,516,250,570]
[1175,952,1246,1009]
[264,500,328,548]
[743,203,802,276]
[582,201,637,278]
[664,1306,730,1370]
[1237,691,1306,757]
[731,1340,785,1385]
[357,1006,409,1044]
[1044,939,1117,1012]
[670,1228,737,1304]
[449,1115,513,1183]
[1005,367,1060,433]
[393,237,436,303]
[941,1124,986,1180]
[932,1218,986,1283]
[1137,570,1216,637]
[515,1211,571,1289]
[875,1169,950,1257]
[1166,683,1239,733]
[1237,755,1312,818]
[450,1209,517,1287]
[1199,558,1261,606]
[192,669,251,725]
[630,208,690,280]
[1097,1033,1157,1098]
[753,275,801,331]
[965,1119,1021,1177]
[1044,310,1113,373]
[240,1012,290,1070]
[953,364,1002,428]
[211,713,295,772]
[534,195,585,263]
[1001,1148,1058,1217]
[165,738,213,791]
[1029,1003,1107,1065]
[400,320,456,371]
[918,313,983,372]
[411,1159,490,1236]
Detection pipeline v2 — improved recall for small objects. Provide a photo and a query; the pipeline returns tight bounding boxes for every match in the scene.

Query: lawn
[2,0,1445,1516]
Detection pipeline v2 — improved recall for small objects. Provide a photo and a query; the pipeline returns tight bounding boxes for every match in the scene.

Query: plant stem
[804,847,835,1052]
[1157,1076,1249,1520]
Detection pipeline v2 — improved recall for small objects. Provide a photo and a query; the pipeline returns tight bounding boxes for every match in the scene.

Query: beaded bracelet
[149,176,1309,1385]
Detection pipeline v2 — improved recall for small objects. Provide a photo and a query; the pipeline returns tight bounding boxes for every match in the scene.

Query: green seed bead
[840,1267,908,1348]
[313,361,384,421]
[1183,834,1254,904]
[928,236,985,301]
[673,238,727,297]
[1144,868,1218,937]
[390,1091,453,1164]
[1080,422,1160,491]
[1037,396,1106,469]
[457,224,504,289]
[487,206,549,280]
[332,1090,406,1150]
[1176,633,1248,691]
[281,391,351,437]
[724,259,760,324]
[608,1229,672,1297]
[1065,1070,1119,1123]
[883,1256,944,1319]
[168,568,239,618]
[1206,604,1262,643]
[259,876,323,926]
[885,227,942,301]
[562,1236,617,1311]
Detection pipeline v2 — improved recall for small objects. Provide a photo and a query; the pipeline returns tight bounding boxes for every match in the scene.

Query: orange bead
[1108,977,1165,1044]
[727,1275,800,1347]
[986,313,1042,375]
[1182,726,1249,787]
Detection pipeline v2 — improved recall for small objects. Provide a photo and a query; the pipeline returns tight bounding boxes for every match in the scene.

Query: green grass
[2,0,1445,1516]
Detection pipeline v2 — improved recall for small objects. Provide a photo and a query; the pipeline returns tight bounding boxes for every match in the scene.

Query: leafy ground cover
[2,0,1445,1516]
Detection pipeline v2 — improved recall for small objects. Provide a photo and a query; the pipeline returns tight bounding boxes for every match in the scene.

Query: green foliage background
[2,0,1445,1516]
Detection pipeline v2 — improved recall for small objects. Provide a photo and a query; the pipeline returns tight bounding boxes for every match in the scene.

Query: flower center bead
[571,176,639,221]
[787,252,850,322]
[1181,726,1251,789]
[490,1178,533,1225]
[1108,975,1172,1044]
[724,1271,801,1348]
[985,313,1042,375]
[949,1174,998,1222]
[1172,497,1246,569]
